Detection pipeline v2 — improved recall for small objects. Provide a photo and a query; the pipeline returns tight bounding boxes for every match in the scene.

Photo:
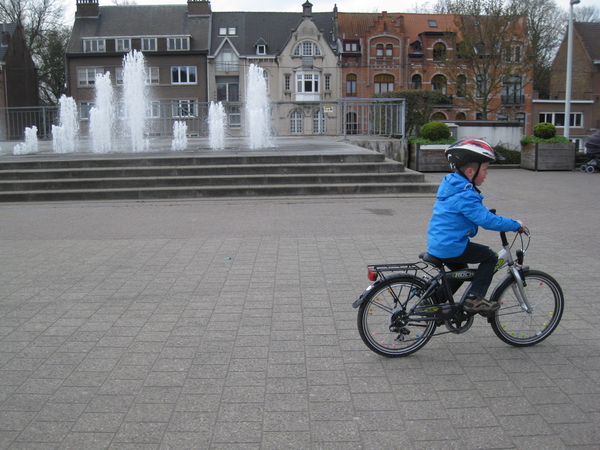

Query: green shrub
[533,122,557,139]
[494,145,520,164]
[520,135,570,144]
[407,136,456,145]
[420,122,451,141]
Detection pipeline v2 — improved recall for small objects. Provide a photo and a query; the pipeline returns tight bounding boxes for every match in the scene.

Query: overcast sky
[65,0,599,22]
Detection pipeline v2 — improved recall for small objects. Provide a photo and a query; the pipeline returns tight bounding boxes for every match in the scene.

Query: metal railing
[1,98,406,141]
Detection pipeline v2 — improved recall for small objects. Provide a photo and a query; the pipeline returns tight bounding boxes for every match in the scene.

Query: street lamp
[564,0,580,141]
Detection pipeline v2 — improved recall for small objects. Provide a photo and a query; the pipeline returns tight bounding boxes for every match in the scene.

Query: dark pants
[441,242,498,298]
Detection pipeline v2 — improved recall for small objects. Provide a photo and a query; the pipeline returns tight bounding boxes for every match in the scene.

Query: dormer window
[428,20,438,28]
[294,41,322,57]
[83,39,105,53]
[257,45,266,55]
[116,39,131,52]
[219,27,237,36]
[343,41,359,53]
[168,37,190,51]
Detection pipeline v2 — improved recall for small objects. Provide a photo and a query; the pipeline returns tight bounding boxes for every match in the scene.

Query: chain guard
[444,308,474,334]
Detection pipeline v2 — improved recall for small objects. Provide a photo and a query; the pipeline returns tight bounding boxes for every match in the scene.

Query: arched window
[455,112,466,120]
[432,74,447,94]
[411,74,422,90]
[290,110,303,134]
[374,74,394,94]
[456,74,466,97]
[376,44,384,59]
[293,41,322,56]
[346,74,357,97]
[433,42,446,61]
[385,44,393,59]
[313,110,325,133]
[431,112,447,120]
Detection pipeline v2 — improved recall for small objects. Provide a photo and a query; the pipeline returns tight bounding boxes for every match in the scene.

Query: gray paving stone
[0,168,599,449]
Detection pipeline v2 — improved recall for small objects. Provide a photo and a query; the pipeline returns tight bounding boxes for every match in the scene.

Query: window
[115,67,124,85]
[284,75,291,91]
[290,110,303,134]
[514,46,521,63]
[116,39,131,52]
[502,76,522,104]
[147,101,161,118]
[83,39,105,53]
[504,46,512,62]
[80,101,95,120]
[171,66,197,84]
[411,74,422,90]
[344,41,358,52]
[296,73,319,93]
[385,44,393,59]
[216,77,239,101]
[142,38,157,51]
[476,75,487,98]
[168,37,189,51]
[456,74,467,97]
[172,100,197,118]
[146,67,159,84]
[325,75,331,91]
[313,110,325,133]
[376,44,384,59]
[539,112,583,128]
[432,74,447,94]
[78,67,103,86]
[229,106,241,128]
[218,27,236,36]
[431,112,447,120]
[456,112,466,120]
[219,27,227,35]
[374,74,394,94]
[433,42,446,61]
[294,41,321,56]
[257,45,266,55]
[346,74,357,97]
[428,20,438,28]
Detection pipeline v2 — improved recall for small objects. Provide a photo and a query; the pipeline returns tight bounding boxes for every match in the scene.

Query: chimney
[75,0,99,18]
[302,1,313,18]
[188,0,211,16]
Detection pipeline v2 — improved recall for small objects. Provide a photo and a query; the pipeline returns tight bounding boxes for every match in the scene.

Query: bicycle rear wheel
[490,269,564,347]
[357,275,436,357]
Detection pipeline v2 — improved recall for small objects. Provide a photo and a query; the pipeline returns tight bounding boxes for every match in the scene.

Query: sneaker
[463,295,500,314]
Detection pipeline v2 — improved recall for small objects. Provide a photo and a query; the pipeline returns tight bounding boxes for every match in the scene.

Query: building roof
[336,12,457,41]
[574,22,600,63]
[67,5,210,53]
[210,11,336,56]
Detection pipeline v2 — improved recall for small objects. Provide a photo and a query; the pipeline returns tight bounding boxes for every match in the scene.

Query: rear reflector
[367,269,378,282]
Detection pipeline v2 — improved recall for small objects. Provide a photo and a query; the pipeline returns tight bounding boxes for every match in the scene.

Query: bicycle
[352,222,564,357]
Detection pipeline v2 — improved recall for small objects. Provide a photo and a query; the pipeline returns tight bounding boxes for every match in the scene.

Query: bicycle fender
[352,273,414,309]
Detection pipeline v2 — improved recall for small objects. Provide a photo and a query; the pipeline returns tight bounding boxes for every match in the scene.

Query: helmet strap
[457,163,482,194]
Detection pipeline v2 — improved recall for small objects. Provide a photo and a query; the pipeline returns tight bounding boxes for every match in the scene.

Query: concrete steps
[0,152,438,201]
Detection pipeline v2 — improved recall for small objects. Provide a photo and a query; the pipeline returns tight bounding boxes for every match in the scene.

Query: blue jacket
[427,172,522,258]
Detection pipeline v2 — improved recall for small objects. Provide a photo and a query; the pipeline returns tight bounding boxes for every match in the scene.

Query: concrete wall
[446,120,524,150]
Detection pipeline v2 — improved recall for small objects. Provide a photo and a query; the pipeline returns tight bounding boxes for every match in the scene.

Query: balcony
[502,94,524,105]
[214,62,239,74]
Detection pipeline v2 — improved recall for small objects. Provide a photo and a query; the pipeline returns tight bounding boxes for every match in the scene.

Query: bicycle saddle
[419,252,444,268]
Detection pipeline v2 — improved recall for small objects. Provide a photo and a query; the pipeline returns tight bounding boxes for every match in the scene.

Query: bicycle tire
[489,269,564,347]
[357,274,436,357]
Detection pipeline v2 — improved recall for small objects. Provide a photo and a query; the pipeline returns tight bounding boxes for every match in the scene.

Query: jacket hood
[437,172,476,201]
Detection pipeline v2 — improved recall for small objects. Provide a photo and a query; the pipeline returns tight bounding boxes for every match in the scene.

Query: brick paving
[0,167,599,449]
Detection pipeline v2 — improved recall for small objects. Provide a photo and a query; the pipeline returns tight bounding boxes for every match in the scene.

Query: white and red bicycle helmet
[445,138,504,169]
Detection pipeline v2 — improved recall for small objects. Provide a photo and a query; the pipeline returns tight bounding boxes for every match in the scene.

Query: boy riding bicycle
[427,138,524,314]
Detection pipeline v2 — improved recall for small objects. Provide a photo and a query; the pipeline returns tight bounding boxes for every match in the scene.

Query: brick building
[532,22,600,150]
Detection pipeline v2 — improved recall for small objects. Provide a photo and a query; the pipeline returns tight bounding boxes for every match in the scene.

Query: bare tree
[440,0,532,120]
[573,5,600,23]
[0,0,70,104]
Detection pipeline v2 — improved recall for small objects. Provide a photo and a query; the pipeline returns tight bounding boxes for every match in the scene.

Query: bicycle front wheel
[357,275,436,357]
[490,269,564,347]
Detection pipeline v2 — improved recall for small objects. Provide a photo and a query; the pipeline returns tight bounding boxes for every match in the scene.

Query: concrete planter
[408,144,450,172]
[521,142,576,171]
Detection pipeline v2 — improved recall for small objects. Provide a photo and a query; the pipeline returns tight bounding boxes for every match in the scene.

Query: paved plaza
[0,167,599,449]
